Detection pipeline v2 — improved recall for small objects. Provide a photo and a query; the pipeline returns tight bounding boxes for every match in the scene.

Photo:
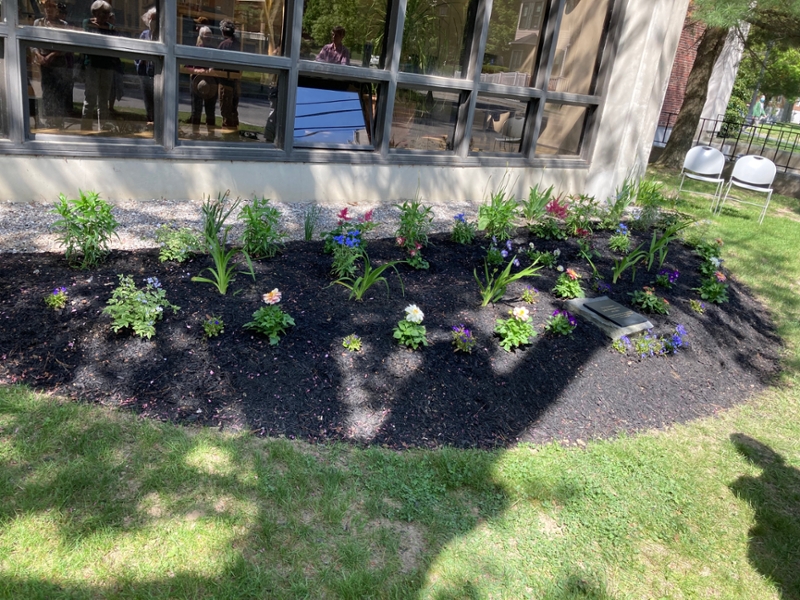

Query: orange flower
[566,268,578,280]
[262,288,281,305]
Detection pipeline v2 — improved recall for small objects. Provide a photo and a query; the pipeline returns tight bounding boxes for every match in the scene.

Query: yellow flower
[262,288,281,305]
[512,306,530,321]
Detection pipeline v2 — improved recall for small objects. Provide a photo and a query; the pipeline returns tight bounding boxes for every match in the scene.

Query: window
[19,0,162,40]
[0,41,6,139]
[549,0,610,95]
[400,0,471,77]
[482,0,545,86]
[390,87,460,151]
[535,102,586,156]
[301,0,387,67]
[470,94,528,154]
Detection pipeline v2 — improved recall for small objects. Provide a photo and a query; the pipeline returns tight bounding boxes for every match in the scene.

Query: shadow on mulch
[0,230,782,449]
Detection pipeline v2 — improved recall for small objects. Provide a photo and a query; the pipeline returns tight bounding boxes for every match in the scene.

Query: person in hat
[316,26,350,65]
[32,0,71,127]
[135,7,158,125]
[81,0,120,130]
[186,26,217,127]
[217,20,240,129]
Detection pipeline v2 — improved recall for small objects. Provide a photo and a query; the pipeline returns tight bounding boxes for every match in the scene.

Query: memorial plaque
[583,297,649,327]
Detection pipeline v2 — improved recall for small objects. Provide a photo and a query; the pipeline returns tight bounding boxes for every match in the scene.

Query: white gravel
[0,197,487,253]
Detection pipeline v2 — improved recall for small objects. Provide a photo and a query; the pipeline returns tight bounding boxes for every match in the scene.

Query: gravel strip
[0,198,486,253]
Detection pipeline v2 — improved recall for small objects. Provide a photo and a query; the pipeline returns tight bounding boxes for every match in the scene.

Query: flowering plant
[44,286,69,310]
[694,272,729,303]
[526,244,558,268]
[694,238,724,261]
[103,275,180,339]
[393,304,428,349]
[655,268,679,289]
[544,309,577,336]
[629,286,670,314]
[545,196,569,220]
[689,298,706,314]
[475,251,542,307]
[244,289,295,345]
[608,223,631,254]
[322,208,377,253]
[203,315,224,338]
[342,334,362,352]
[451,324,476,353]
[552,268,584,299]
[698,256,723,278]
[485,237,510,266]
[330,229,363,279]
[521,285,539,304]
[495,306,536,351]
[615,325,688,358]
[451,213,477,244]
[395,199,433,269]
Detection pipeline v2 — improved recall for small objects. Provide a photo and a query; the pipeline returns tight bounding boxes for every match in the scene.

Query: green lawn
[1,171,799,599]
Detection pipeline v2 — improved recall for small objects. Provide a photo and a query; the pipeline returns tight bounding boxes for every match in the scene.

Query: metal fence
[654,112,800,174]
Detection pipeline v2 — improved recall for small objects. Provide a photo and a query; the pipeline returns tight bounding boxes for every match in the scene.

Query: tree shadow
[729,433,800,600]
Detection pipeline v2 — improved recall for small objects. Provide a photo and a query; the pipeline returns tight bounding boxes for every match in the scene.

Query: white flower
[262,288,282,305]
[710,257,722,268]
[528,242,535,249]
[512,306,530,321]
[553,249,561,257]
[404,304,424,323]
[557,265,564,272]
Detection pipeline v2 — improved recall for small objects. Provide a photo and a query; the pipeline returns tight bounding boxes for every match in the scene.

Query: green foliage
[330,231,363,279]
[689,298,706,313]
[154,225,202,263]
[304,204,322,242]
[552,269,584,299]
[521,285,539,304]
[695,276,729,303]
[474,254,543,307]
[203,315,224,338]
[239,196,286,259]
[544,310,577,336]
[451,213,477,244]
[526,245,558,268]
[494,307,536,351]
[201,191,240,243]
[102,275,179,339]
[322,208,378,254]
[51,190,119,269]
[601,177,637,229]
[44,287,68,310]
[629,286,670,315]
[342,334,362,352]
[528,216,566,240]
[519,184,554,224]
[478,186,519,241]
[564,194,599,236]
[608,223,631,254]
[644,220,692,272]
[395,197,433,269]
[334,253,404,301]
[612,245,646,284]
[393,305,427,349]
[244,305,295,345]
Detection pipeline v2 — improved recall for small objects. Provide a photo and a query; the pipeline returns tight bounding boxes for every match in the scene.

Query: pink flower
[262,288,282,305]
[360,209,374,222]
[715,271,726,282]
[409,249,417,256]
[396,237,405,246]
[566,268,578,280]
[337,207,350,224]
[415,242,422,250]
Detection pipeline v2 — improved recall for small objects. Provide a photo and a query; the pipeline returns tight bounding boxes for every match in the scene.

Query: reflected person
[81,0,119,130]
[135,7,158,125]
[187,26,217,127]
[316,26,350,65]
[217,20,240,129]
[33,0,72,127]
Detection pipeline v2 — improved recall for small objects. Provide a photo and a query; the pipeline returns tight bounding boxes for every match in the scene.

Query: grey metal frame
[0,0,611,167]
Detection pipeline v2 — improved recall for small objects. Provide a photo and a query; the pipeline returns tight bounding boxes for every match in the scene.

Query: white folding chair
[715,155,777,225]
[677,145,725,206]
[494,116,525,150]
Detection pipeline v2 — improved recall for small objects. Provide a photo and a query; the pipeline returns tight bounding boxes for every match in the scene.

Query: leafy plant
[611,335,631,354]
[478,186,519,241]
[44,287,69,310]
[620,325,688,358]
[393,304,427,349]
[689,298,706,314]
[521,285,539,304]
[564,194,599,237]
[51,190,119,269]
[601,177,636,229]
[577,238,601,278]
[330,229,363,279]
[239,196,286,259]
[629,286,670,314]
[552,269,584,299]
[694,238,724,261]
[631,331,665,357]
[334,253,404,301]
[303,204,322,241]
[519,183,555,225]
[526,245,559,268]
[495,306,536,351]
[451,324,476,353]
[342,334,362,352]
[643,220,692,272]
[193,194,255,295]
[485,237,507,266]
[608,223,631,254]
[474,254,543,307]
[611,245,646,284]
[544,309,577,336]
[451,213,477,244]
[695,273,729,303]
[203,315,224,338]
[154,225,202,263]
[655,268,679,289]
[244,289,295,345]
[103,275,179,339]
[322,207,377,253]
[395,198,434,269]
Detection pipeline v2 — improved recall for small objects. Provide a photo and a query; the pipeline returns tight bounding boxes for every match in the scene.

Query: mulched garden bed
[0,230,783,449]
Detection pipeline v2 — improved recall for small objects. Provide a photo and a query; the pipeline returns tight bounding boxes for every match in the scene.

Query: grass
[2,171,800,598]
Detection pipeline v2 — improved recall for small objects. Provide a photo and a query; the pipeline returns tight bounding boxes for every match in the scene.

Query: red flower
[545,197,569,220]
[576,228,590,238]
[415,242,422,249]
[566,268,578,280]
[409,248,417,256]
[360,209,374,222]
[396,237,405,246]
[337,207,351,224]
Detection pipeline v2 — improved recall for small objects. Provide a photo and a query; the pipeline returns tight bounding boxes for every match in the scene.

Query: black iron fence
[654,112,800,174]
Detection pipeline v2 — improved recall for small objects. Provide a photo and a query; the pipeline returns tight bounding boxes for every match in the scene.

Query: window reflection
[27,45,154,138]
[535,102,585,156]
[481,0,544,86]
[549,0,609,94]
[390,87,458,151]
[301,0,387,67]
[177,0,285,56]
[401,0,471,77]
[293,78,376,147]
[19,0,161,40]
[178,62,279,143]
[470,94,527,153]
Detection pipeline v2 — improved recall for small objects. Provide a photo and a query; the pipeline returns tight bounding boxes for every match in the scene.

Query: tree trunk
[655,26,730,169]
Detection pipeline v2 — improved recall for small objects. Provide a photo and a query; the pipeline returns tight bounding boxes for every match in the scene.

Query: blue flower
[146,277,161,289]
[675,324,687,337]
[616,223,629,235]
[513,258,520,267]
[454,213,466,223]
[506,240,513,251]
[501,249,509,258]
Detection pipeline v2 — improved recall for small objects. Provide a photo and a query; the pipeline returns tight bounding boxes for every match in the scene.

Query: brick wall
[659,16,705,126]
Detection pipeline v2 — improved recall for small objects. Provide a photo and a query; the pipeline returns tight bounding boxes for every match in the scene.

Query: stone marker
[565,296,653,340]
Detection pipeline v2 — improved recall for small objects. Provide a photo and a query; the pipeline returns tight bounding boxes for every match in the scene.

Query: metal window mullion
[161,0,176,149]
[5,0,26,144]
[375,0,407,156]
[16,27,165,55]
[455,0,492,158]
[278,0,304,154]
[175,45,291,71]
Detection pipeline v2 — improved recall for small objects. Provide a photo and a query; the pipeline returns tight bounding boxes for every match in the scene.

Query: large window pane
[300,0,387,67]
[470,94,527,153]
[293,77,377,148]
[27,44,155,138]
[549,0,610,94]
[534,102,585,156]
[19,0,161,40]
[177,0,285,56]
[178,62,279,143]
[481,0,544,87]
[400,0,471,77]
[390,87,458,151]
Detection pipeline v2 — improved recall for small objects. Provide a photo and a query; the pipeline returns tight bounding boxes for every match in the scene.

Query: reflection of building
[0,0,692,206]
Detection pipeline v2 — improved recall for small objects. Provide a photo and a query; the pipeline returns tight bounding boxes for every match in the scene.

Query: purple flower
[513,259,520,267]
[53,287,67,295]
[675,324,687,337]
[506,240,513,251]
[501,250,509,258]
[616,223,629,235]
[454,213,466,223]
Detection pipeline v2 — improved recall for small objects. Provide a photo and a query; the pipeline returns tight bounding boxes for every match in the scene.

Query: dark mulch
[0,230,783,449]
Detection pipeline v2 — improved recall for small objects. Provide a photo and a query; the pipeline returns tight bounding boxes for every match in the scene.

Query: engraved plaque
[583,297,649,328]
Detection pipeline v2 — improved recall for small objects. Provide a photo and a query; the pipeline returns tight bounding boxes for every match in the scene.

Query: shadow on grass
[729,434,800,600]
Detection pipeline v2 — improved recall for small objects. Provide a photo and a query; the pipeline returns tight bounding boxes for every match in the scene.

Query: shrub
[239,196,286,259]
[51,190,119,269]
